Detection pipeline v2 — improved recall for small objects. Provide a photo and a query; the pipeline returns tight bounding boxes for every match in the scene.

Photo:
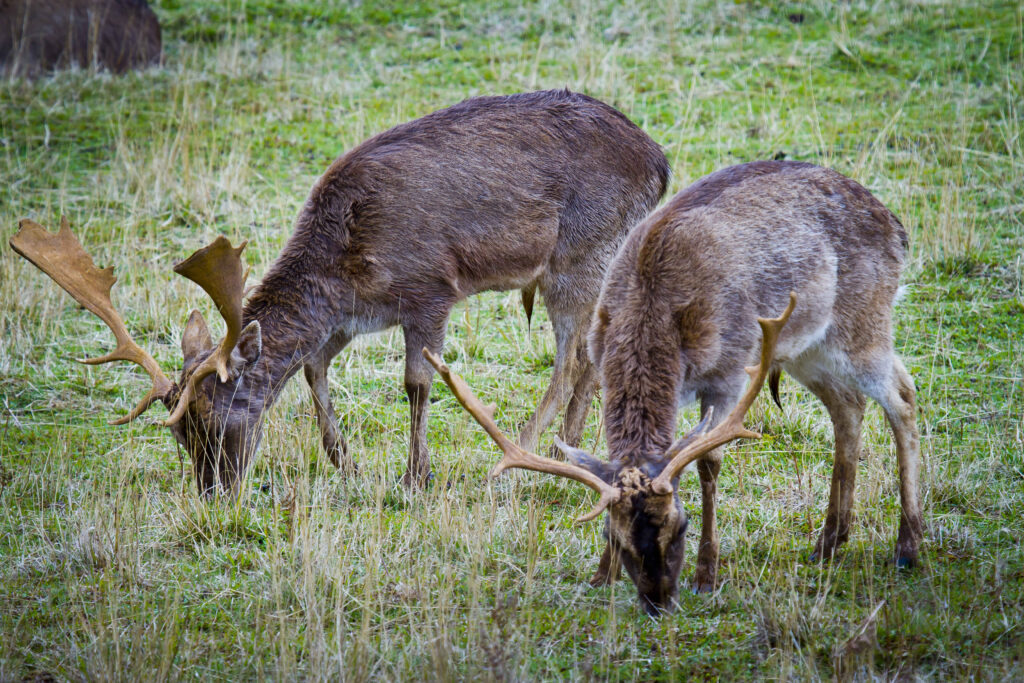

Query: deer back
[592,161,907,463]
[245,89,670,351]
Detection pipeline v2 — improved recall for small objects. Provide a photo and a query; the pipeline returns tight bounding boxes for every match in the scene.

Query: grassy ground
[1,0,1022,679]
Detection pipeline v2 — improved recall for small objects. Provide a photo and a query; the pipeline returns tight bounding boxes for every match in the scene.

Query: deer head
[423,293,794,614]
[11,217,263,494]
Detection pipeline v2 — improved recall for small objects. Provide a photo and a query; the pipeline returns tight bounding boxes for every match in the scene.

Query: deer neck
[601,317,683,466]
[240,264,347,407]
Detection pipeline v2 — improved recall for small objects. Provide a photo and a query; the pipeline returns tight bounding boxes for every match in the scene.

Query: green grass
[1,0,1022,679]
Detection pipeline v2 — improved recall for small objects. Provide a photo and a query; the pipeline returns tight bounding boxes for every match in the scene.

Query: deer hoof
[691,567,716,593]
[809,549,839,564]
[400,469,433,489]
[895,522,922,569]
[810,541,841,564]
[894,549,918,570]
[589,569,614,587]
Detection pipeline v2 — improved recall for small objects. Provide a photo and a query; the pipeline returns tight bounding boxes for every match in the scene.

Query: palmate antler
[423,349,621,522]
[649,292,796,495]
[10,218,175,425]
[162,235,249,426]
[10,217,249,427]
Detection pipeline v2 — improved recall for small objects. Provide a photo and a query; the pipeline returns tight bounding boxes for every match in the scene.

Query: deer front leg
[401,315,449,488]
[689,388,740,593]
[693,456,722,593]
[302,331,353,471]
[193,452,219,498]
[589,541,622,586]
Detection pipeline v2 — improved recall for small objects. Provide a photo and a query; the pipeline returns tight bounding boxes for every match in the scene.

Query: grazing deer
[11,89,669,494]
[0,0,161,76]
[426,161,923,615]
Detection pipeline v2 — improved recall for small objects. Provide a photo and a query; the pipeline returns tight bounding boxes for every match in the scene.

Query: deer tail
[521,283,537,330]
[768,368,783,410]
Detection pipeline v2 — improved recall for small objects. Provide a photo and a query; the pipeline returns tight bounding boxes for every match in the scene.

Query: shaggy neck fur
[241,215,352,409]
[601,299,682,466]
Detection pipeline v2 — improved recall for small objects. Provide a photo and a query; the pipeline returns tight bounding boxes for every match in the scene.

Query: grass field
[1,0,1022,679]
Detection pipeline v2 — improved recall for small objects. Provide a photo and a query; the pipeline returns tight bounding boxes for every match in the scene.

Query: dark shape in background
[0,0,160,76]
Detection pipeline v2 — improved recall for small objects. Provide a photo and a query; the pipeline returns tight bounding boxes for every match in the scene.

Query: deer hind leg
[303,330,353,471]
[865,357,924,567]
[517,303,589,452]
[401,313,450,488]
[804,377,867,562]
[555,345,599,449]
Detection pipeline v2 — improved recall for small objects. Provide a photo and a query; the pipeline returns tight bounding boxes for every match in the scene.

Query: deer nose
[639,589,677,616]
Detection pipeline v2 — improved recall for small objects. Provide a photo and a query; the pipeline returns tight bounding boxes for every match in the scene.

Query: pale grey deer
[428,161,923,614]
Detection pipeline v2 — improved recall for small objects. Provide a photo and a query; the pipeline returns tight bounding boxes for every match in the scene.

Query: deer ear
[232,321,262,368]
[181,309,214,361]
[553,437,618,484]
[232,320,262,366]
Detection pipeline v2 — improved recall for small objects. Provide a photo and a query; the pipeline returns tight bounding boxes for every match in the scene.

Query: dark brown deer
[11,89,669,494]
[0,0,161,76]
[427,161,923,615]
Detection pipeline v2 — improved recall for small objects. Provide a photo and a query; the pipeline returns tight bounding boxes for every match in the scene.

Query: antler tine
[10,218,175,425]
[659,407,715,463]
[163,235,249,426]
[650,293,797,495]
[423,348,620,523]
